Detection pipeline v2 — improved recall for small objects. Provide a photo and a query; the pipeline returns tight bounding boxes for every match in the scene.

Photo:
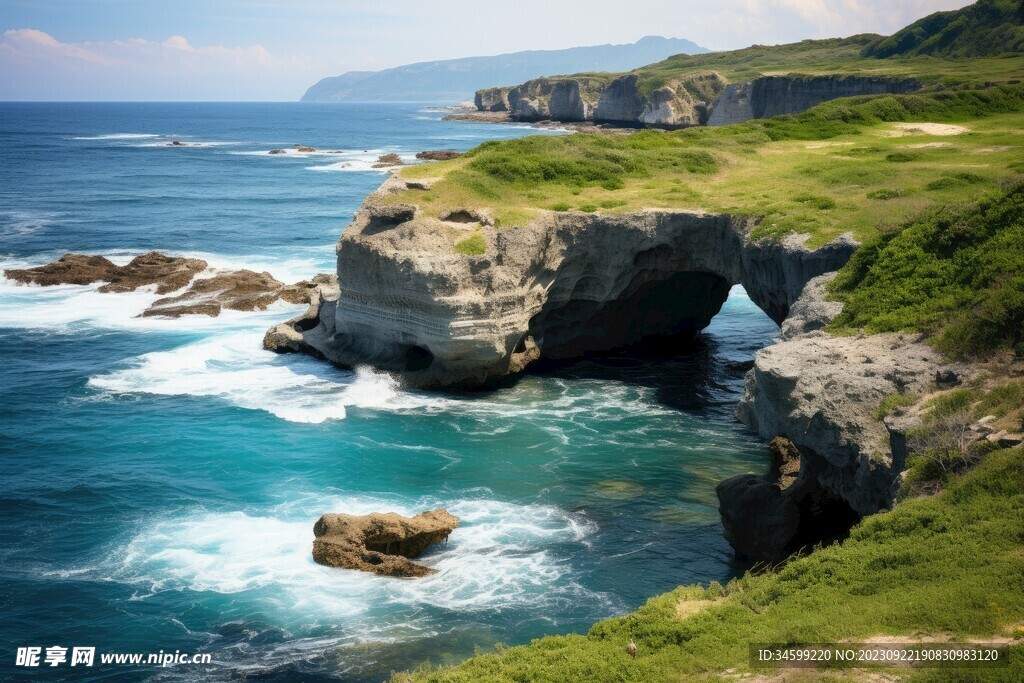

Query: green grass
[828,182,1024,359]
[396,447,1024,682]
[874,391,917,420]
[399,85,1024,244]
[453,233,486,255]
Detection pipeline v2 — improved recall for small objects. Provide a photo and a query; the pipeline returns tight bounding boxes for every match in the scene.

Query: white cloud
[0,29,312,100]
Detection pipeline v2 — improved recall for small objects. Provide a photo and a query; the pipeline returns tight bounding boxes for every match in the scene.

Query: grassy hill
[863,0,1024,58]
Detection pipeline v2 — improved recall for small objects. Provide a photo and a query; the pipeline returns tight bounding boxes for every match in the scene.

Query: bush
[866,188,904,200]
[829,183,1024,358]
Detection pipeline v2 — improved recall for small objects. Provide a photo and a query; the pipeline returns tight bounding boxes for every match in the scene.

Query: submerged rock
[312,509,459,578]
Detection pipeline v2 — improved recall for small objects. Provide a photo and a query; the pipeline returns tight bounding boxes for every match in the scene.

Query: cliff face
[706,75,921,125]
[483,72,725,126]
[266,176,856,390]
[724,274,970,558]
[477,73,920,127]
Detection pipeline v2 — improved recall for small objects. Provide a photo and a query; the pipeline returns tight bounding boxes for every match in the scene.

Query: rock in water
[716,474,800,563]
[312,509,459,578]
[416,150,462,161]
[372,153,404,168]
[4,251,207,293]
[4,253,120,286]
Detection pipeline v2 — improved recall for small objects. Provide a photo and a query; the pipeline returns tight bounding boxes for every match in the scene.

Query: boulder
[312,509,459,577]
[294,145,317,153]
[716,475,800,563]
[268,149,288,155]
[4,253,119,286]
[372,153,404,168]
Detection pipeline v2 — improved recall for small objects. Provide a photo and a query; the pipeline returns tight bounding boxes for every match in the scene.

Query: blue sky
[0,0,974,101]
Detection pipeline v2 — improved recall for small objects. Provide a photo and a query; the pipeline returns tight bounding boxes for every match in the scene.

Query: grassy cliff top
[395,85,1024,247]
[395,444,1024,682]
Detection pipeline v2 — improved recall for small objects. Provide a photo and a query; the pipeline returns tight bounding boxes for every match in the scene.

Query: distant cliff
[301,36,708,103]
[477,73,921,127]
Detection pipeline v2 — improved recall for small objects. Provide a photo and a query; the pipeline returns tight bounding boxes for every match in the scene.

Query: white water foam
[101,493,602,619]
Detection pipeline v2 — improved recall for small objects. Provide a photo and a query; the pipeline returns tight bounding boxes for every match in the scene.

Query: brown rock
[768,436,801,490]
[415,150,462,161]
[4,251,207,294]
[294,146,316,153]
[141,270,284,318]
[98,251,208,294]
[278,273,337,305]
[372,153,404,168]
[312,509,459,577]
[4,253,119,286]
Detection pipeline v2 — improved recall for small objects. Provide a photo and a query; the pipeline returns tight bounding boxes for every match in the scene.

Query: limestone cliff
[265,175,856,389]
[719,274,971,560]
[476,73,920,127]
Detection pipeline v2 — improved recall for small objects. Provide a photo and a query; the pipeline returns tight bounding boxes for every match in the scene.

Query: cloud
[0,29,311,100]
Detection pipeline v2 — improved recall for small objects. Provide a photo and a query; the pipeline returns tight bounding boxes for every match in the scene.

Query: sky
[0,0,975,101]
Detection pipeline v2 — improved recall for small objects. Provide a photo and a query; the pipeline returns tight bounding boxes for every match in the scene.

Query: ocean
[0,102,777,681]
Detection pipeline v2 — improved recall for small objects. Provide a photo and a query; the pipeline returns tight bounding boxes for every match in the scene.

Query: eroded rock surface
[312,509,459,577]
[265,178,857,389]
[734,274,972,532]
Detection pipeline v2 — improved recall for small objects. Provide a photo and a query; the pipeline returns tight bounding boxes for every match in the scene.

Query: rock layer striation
[265,177,857,389]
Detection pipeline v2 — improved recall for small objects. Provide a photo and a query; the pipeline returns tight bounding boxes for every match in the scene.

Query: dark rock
[934,369,961,386]
[716,474,800,563]
[372,153,404,168]
[268,149,288,154]
[416,150,462,161]
[312,509,459,577]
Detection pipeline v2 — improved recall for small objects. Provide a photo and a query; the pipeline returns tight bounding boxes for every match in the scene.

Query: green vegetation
[453,233,486,255]
[863,0,1024,59]
[829,183,1024,358]
[399,85,1024,244]
[874,391,917,420]
[396,447,1024,682]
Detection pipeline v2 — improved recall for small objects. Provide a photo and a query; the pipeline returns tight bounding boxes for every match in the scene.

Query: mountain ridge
[300,36,708,102]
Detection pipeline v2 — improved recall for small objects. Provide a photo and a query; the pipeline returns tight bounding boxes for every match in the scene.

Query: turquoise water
[0,103,777,681]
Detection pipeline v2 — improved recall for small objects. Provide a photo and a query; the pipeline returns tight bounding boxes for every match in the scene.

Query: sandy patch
[887,122,970,136]
[675,598,722,620]
[972,145,1012,154]
[905,142,954,149]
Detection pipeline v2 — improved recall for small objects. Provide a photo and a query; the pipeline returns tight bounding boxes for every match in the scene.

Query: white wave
[230,147,383,158]
[71,133,160,140]
[98,493,602,623]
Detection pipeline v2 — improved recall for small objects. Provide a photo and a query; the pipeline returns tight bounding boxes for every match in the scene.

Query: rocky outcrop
[264,177,856,389]
[5,251,207,293]
[731,274,972,546]
[416,150,462,161]
[312,509,459,578]
[476,72,920,127]
[5,252,336,319]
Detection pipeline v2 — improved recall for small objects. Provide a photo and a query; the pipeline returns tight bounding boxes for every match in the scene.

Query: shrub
[792,193,837,210]
[829,183,1024,358]
[867,188,904,200]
